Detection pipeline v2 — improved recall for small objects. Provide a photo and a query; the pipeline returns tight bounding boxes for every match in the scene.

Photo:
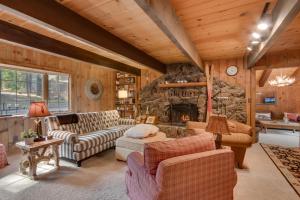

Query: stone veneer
[140,63,247,124]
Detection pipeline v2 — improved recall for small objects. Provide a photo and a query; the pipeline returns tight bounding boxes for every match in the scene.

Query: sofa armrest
[48,130,79,144]
[228,120,252,136]
[126,152,158,198]
[119,118,136,125]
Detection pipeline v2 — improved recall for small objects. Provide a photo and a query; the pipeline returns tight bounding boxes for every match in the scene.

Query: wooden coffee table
[16,138,63,180]
[259,120,300,133]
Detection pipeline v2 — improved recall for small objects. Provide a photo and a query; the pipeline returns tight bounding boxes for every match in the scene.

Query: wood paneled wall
[140,68,162,89]
[256,75,300,119]
[0,42,116,150]
[208,58,252,125]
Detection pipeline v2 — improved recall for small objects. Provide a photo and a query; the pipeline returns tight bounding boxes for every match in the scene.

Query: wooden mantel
[158,82,207,88]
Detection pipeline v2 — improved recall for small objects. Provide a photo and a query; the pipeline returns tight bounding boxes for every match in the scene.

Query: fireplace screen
[170,103,198,125]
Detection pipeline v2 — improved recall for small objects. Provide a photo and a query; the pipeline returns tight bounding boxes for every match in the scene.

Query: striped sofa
[45,110,135,166]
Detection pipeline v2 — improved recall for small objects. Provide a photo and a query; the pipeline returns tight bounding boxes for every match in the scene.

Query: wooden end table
[16,138,63,180]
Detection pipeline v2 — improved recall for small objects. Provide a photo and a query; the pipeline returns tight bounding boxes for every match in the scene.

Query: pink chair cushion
[144,133,216,175]
[0,144,8,168]
[287,113,299,122]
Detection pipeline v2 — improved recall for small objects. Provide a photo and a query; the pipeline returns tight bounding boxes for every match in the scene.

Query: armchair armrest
[156,149,237,198]
[228,120,252,136]
[119,118,136,125]
[126,152,158,198]
[48,130,79,144]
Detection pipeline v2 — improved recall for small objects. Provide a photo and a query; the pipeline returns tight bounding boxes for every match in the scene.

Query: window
[48,74,69,112]
[0,67,70,116]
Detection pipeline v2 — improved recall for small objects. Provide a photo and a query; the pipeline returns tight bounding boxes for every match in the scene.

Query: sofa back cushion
[46,110,121,134]
[102,110,120,128]
[144,133,215,175]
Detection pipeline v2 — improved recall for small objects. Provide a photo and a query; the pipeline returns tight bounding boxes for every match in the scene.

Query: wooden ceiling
[170,0,277,60]
[1,0,300,72]
[57,0,188,64]
[267,12,300,53]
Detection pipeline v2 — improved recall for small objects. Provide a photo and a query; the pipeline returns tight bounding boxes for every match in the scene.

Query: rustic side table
[16,138,63,180]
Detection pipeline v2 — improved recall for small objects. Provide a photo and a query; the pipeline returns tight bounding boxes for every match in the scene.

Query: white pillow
[124,124,159,138]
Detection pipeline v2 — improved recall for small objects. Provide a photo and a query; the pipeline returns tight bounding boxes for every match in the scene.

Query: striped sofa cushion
[73,125,131,152]
[73,140,115,161]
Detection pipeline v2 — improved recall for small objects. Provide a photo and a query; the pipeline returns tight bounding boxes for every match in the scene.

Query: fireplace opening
[170,103,198,125]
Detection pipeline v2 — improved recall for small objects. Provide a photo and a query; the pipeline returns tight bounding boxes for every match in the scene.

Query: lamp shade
[206,115,230,135]
[28,101,50,117]
[118,90,128,99]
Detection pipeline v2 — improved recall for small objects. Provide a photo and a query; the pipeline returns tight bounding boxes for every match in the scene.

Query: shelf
[256,103,277,106]
[158,82,207,88]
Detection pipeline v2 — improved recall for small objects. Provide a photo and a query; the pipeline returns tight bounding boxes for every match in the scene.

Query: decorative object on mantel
[158,82,207,88]
[206,115,230,149]
[268,73,295,87]
[28,101,50,141]
[145,116,157,124]
[84,79,103,100]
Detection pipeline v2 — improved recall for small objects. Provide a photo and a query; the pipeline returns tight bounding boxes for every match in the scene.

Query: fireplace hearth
[170,103,198,125]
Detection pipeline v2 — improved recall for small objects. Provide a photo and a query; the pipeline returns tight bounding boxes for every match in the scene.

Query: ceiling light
[257,22,269,30]
[269,74,295,87]
[251,40,260,45]
[247,47,252,51]
[252,32,261,39]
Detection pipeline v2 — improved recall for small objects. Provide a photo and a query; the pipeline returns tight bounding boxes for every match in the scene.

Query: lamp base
[215,133,222,149]
[33,119,43,138]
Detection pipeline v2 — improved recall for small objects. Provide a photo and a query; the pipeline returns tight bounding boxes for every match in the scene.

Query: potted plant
[21,129,37,145]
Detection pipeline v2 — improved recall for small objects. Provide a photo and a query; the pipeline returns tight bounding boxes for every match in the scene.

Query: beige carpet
[0,142,299,200]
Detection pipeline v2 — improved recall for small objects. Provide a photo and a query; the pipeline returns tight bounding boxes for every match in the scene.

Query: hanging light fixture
[268,73,295,87]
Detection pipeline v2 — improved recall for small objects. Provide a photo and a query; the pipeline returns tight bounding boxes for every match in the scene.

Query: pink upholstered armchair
[125,133,237,200]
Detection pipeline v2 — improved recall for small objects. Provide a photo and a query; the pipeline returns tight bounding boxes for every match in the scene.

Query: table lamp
[28,101,51,141]
[206,115,230,149]
[118,89,128,118]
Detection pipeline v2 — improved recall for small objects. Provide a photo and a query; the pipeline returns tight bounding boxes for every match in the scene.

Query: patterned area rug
[261,144,300,196]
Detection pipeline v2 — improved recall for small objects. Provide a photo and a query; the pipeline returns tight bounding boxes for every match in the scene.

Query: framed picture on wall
[145,116,156,124]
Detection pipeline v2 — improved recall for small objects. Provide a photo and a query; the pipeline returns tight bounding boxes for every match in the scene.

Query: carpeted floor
[261,144,300,197]
[0,129,299,200]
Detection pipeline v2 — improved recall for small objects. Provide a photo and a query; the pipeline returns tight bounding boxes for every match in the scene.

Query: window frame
[0,66,71,116]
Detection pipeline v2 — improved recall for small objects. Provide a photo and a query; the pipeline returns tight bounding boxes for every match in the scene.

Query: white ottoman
[115,132,171,161]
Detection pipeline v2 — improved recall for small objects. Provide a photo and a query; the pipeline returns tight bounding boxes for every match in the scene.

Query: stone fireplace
[140,63,247,125]
[170,103,198,125]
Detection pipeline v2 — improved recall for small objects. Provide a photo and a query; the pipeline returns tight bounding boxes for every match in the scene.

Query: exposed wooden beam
[292,67,300,84]
[254,50,300,70]
[247,0,300,68]
[0,20,141,75]
[134,0,203,71]
[0,0,166,73]
[258,69,272,87]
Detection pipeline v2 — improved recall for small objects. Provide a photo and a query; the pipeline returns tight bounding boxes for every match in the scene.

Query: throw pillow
[287,113,299,122]
[144,133,216,175]
[124,124,159,138]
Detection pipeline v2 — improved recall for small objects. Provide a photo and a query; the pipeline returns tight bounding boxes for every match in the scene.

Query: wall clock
[226,65,238,76]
